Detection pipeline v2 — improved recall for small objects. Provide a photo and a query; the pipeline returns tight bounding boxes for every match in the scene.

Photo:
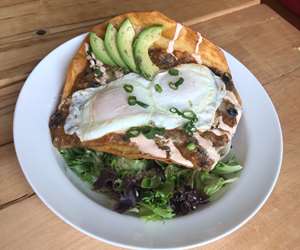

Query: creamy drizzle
[167,23,183,56]
[210,128,229,137]
[166,140,194,167]
[194,133,219,168]
[215,89,242,137]
[131,134,193,167]
[224,91,241,106]
[216,99,242,141]
[192,32,203,64]
[130,135,166,158]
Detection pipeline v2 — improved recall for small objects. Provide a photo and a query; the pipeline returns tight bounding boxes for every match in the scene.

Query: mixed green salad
[60,148,242,221]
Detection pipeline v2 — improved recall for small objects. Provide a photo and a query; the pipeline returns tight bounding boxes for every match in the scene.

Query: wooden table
[1,1,299,249]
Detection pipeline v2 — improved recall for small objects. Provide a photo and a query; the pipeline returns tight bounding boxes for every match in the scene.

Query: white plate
[14,34,283,249]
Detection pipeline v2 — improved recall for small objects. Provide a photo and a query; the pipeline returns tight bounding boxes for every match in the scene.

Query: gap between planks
[0,193,35,211]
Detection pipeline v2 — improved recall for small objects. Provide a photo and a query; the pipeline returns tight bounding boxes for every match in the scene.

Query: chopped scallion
[136,101,149,108]
[183,121,197,135]
[186,142,197,151]
[154,84,163,93]
[126,125,165,140]
[169,107,180,114]
[175,77,184,87]
[128,96,137,105]
[182,110,198,122]
[168,77,184,90]
[123,84,134,93]
[168,82,178,90]
[168,68,179,76]
[125,127,141,138]
[128,95,148,108]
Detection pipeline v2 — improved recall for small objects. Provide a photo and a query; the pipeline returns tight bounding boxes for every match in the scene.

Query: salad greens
[60,148,242,221]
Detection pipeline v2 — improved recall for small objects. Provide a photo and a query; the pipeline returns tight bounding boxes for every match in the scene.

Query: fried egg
[64,64,226,141]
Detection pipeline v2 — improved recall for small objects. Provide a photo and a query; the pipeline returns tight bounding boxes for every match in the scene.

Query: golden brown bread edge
[53,11,236,166]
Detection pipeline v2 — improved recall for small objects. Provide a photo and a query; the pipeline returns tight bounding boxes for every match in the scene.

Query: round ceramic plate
[14,34,283,249]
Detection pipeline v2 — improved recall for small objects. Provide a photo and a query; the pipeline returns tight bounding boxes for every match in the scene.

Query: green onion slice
[126,125,165,140]
[168,68,179,76]
[128,96,137,105]
[182,110,198,122]
[183,121,197,135]
[136,101,149,108]
[125,127,141,138]
[123,84,134,93]
[169,107,180,114]
[175,77,184,87]
[154,84,163,93]
[168,77,184,90]
[168,82,178,90]
[186,142,197,151]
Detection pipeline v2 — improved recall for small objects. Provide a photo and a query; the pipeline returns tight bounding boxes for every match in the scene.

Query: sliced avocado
[104,23,129,70]
[133,25,163,80]
[89,32,116,66]
[117,19,138,73]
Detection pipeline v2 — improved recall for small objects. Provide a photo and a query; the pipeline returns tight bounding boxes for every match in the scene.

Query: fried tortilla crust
[51,11,239,169]
[61,11,229,100]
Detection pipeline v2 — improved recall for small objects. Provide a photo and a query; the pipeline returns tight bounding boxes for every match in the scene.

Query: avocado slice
[89,32,116,66]
[133,25,163,80]
[117,19,138,73]
[104,23,129,70]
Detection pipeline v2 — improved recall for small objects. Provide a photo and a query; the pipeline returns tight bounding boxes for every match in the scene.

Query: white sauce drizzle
[130,135,166,158]
[224,90,241,106]
[210,128,228,137]
[167,23,183,56]
[214,90,242,138]
[192,32,203,64]
[194,133,219,168]
[166,140,194,167]
[217,106,242,135]
[131,135,193,167]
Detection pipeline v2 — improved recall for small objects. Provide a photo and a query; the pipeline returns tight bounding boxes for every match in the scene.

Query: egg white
[64,64,226,141]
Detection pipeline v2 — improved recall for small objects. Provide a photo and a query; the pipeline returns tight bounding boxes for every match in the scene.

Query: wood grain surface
[1,2,300,250]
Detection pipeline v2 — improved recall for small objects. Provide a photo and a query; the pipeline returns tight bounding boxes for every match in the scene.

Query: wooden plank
[0,80,23,145]
[0,196,123,250]
[0,144,33,207]
[0,112,14,146]
[0,0,258,39]
[191,4,300,85]
[0,0,259,42]
[0,67,299,250]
